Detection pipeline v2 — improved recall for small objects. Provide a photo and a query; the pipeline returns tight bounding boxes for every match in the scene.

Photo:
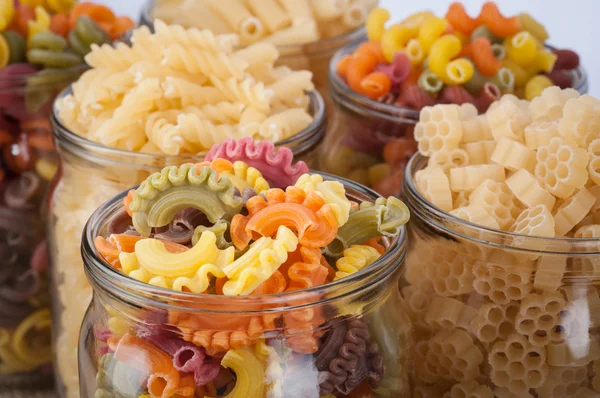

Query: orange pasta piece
[360,72,392,99]
[50,13,70,37]
[286,247,328,291]
[478,1,521,37]
[107,234,142,253]
[21,118,50,131]
[9,5,35,37]
[336,54,353,79]
[354,40,386,63]
[460,37,502,76]
[123,189,134,217]
[114,333,182,398]
[94,237,121,268]
[69,2,116,31]
[215,277,227,295]
[347,54,378,96]
[252,270,287,295]
[445,2,480,35]
[362,237,385,255]
[107,15,135,40]
[405,66,422,86]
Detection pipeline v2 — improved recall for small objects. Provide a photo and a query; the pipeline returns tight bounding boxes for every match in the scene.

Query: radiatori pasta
[50,21,324,398]
[78,139,412,398]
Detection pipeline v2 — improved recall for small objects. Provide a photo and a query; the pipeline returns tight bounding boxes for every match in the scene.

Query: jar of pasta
[77,164,413,398]
[403,152,600,397]
[139,0,378,100]
[319,43,419,198]
[48,87,326,398]
[0,61,85,393]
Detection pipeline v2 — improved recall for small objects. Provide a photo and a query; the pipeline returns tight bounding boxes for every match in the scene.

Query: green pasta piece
[68,29,92,57]
[130,164,243,237]
[29,31,67,51]
[75,15,108,47]
[418,70,444,94]
[491,43,506,60]
[326,196,409,257]
[471,25,502,44]
[96,354,116,390]
[463,68,489,95]
[110,361,144,397]
[27,49,83,68]
[2,31,26,64]
[25,69,73,112]
[491,67,515,92]
[192,220,232,249]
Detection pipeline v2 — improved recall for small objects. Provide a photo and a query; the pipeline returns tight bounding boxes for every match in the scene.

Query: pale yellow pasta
[559,95,600,149]
[334,245,380,280]
[547,337,600,367]
[450,164,505,192]
[210,76,274,112]
[277,0,312,22]
[267,70,314,105]
[471,301,520,344]
[470,180,521,230]
[162,44,248,80]
[151,19,238,54]
[460,140,496,165]
[144,110,183,155]
[175,114,240,151]
[234,42,279,78]
[553,188,597,236]
[529,86,579,121]
[343,0,379,28]
[510,204,555,238]
[533,256,566,292]
[153,0,230,34]
[183,102,245,125]
[515,291,565,347]
[162,76,227,107]
[206,0,264,40]
[461,114,493,143]
[506,169,556,210]
[294,173,352,226]
[245,0,291,33]
[491,137,536,173]
[415,166,453,211]
[534,366,588,397]
[310,0,348,21]
[524,119,560,149]
[450,204,500,230]
[258,108,312,141]
[427,148,469,173]
[262,19,320,45]
[424,296,477,331]
[415,106,464,156]
[446,381,494,398]
[487,95,531,143]
[221,161,270,193]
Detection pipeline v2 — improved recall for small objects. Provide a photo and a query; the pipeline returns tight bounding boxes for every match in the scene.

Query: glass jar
[139,0,367,103]
[0,65,84,393]
[403,154,600,397]
[78,173,413,398]
[48,88,325,398]
[320,42,590,199]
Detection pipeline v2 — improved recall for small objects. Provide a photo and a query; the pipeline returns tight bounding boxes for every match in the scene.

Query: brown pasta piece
[534,365,588,397]
[515,291,566,347]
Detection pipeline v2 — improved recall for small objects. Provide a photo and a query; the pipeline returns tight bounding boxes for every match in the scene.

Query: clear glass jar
[0,65,84,393]
[139,0,367,102]
[403,154,600,397]
[78,173,413,398]
[320,42,590,199]
[48,88,325,398]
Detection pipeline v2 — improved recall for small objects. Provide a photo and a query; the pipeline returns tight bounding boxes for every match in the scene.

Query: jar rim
[82,171,407,313]
[328,41,589,124]
[51,85,326,166]
[139,0,367,56]
[404,153,600,254]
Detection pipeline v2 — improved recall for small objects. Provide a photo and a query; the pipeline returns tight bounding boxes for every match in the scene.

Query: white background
[98,0,599,95]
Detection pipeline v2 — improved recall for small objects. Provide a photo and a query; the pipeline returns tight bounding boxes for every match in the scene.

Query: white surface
[99,0,599,95]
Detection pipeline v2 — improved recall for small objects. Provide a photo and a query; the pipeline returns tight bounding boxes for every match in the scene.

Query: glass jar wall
[0,66,83,393]
[139,0,367,102]
[403,154,600,397]
[48,88,325,398]
[79,174,413,398]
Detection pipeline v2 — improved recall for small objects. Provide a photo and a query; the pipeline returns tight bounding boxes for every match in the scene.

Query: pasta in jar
[77,140,413,398]
[0,1,134,394]
[402,87,600,397]
[48,22,326,398]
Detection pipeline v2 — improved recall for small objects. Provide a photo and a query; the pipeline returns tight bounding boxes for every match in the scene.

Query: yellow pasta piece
[0,0,14,31]
[525,75,553,101]
[220,161,270,194]
[588,139,600,186]
[505,31,537,67]
[574,224,600,239]
[559,95,600,149]
[334,245,380,280]
[506,169,556,210]
[553,188,597,236]
[515,291,565,347]
[417,16,448,54]
[524,119,560,149]
[529,86,580,121]
[424,296,477,331]
[366,7,390,41]
[533,256,566,292]
[536,137,590,199]
[489,334,548,395]
[460,140,497,165]
[491,137,537,173]
[450,204,500,230]
[428,34,474,85]
[487,95,531,143]
[461,114,493,143]
[427,148,470,173]
[449,164,505,192]
[404,38,425,66]
[471,301,520,344]
[27,6,50,40]
[415,166,453,212]
[518,13,549,42]
[222,226,298,296]
[245,0,291,33]
[294,173,352,226]
[470,180,522,230]
[510,204,555,237]
[221,347,265,398]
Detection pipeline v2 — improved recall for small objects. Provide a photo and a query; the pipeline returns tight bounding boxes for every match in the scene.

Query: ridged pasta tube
[130,164,243,236]
[221,347,266,398]
[428,34,474,85]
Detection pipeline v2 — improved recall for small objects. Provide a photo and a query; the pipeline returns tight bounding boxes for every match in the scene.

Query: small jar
[139,0,367,101]
[320,44,419,198]
[78,173,413,398]
[403,154,600,397]
[0,65,84,393]
[48,88,325,398]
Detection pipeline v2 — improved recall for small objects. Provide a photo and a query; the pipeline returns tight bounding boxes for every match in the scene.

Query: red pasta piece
[552,49,580,71]
[478,1,521,37]
[438,85,476,105]
[445,2,480,35]
[476,82,502,112]
[461,37,502,77]
[396,83,435,109]
[546,70,573,89]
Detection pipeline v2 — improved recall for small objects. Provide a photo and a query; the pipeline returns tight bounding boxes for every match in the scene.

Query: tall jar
[78,173,414,398]
[403,154,600,397]
[48,88,326,398]
[0,65,84,394]
[139,0,367,101]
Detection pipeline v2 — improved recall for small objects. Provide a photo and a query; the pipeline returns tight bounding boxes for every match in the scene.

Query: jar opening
[404,154,600,255]
[82,171,407,313]
[51,86,326,168]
